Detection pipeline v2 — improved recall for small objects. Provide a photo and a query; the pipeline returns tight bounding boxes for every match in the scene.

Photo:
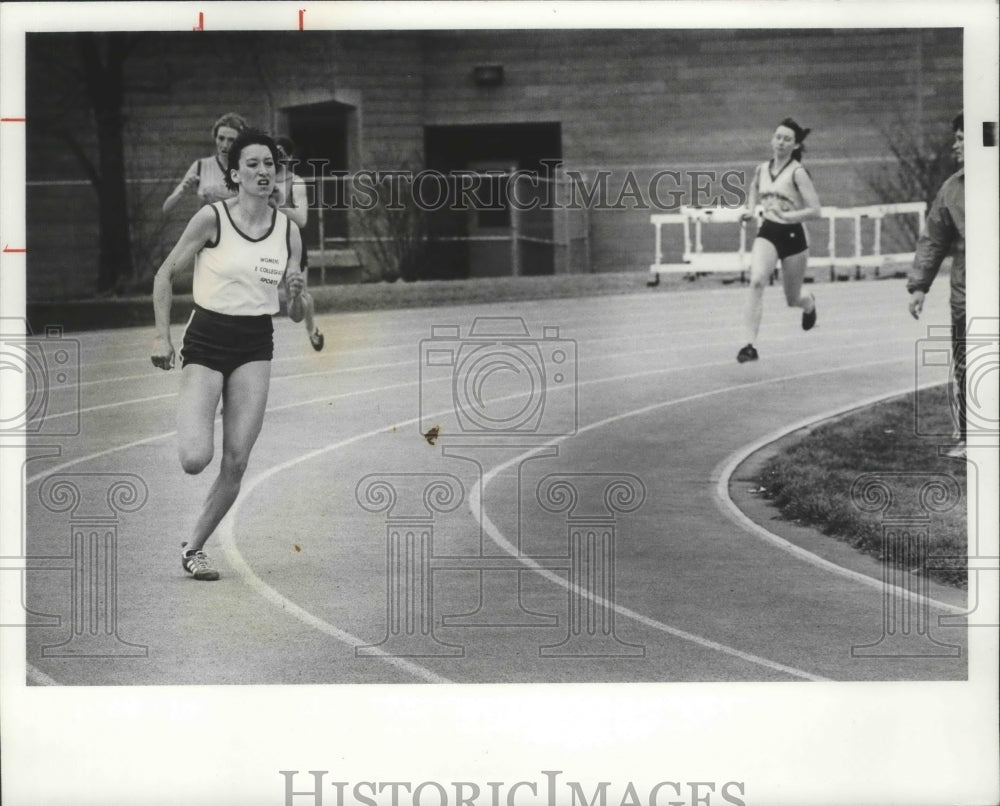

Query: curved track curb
[712,384,968,615]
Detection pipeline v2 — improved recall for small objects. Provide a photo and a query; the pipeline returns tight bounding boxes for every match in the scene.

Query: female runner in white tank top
[162,112,247,215]
[151,129,304,580]
[737,118,822,363]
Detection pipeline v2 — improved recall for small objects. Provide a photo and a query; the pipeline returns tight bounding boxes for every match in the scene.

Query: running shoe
[737,344,759,363]
[802,294,817,331]
[309,329,325,351]
[182,550,220,581]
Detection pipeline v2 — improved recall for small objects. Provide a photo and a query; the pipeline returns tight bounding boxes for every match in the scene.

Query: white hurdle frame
[649,201,926,283]
[649,206,750,279]
[814,201,927,280]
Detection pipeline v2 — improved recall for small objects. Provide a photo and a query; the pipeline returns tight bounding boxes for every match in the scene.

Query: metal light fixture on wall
[472,65,504,87]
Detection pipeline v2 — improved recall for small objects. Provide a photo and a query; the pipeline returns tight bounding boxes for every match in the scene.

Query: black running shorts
[757,219,808,259]
[180,304,273,378]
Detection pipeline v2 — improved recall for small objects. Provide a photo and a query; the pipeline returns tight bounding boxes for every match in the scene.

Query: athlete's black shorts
[180,304,273,378]
[757,219,808,259]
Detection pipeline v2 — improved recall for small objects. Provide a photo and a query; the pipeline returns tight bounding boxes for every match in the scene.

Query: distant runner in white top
[162,112,248,214]
[737,117,822,364]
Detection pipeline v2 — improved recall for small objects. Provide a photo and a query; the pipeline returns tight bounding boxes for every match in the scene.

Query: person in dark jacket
[907,112,966,457]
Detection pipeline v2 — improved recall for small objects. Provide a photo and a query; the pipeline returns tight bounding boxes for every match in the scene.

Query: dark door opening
[424,122,562,280]
[285,101,353,252]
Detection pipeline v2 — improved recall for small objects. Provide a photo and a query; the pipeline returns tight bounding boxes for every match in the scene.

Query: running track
[22,278,970,684]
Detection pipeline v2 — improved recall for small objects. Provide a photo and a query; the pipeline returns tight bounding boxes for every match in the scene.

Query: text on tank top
[193,201,291,316]
[757,159,806,221]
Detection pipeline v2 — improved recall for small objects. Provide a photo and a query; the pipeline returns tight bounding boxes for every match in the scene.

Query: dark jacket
[907,168,965,316]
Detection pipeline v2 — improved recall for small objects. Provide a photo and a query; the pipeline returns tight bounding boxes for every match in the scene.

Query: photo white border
[1,2,997,805]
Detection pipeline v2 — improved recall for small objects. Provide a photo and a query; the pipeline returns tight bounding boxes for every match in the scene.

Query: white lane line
[26,334,915,486]
[35,321,923,423]
[57,299,917,389]
[24,378,419,486]
[710,385,968,615]
[466,358,921,682]
[226,354,915,683]
[36,360,419,422]
[52,294,727,369]
[470,487,829,681]
[26,430,177,486]
[25,348,915,681]
[219,508,453,684]
[26,335,920,487]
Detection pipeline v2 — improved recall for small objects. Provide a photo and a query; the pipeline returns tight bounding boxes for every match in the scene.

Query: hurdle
[815,201,926,281]
[648,206,750,285]
[648,201,926,285]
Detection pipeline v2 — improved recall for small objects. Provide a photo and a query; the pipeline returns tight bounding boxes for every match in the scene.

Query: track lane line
[221,354,920,683]
[710,385,968,615]
[51,301,921,388]
[34,323,926,423]
[26,335,922,486]
[26,341,921,683]
[466,358,931,682]
[219,519,454,684]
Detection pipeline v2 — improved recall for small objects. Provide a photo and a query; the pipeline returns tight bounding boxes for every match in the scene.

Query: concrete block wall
[25,29,961,299]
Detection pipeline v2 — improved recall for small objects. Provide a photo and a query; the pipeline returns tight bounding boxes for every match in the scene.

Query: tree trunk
[77,33,134,294]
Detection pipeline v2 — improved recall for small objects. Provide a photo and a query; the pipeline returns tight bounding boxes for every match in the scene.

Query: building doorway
[424,122,562,279]
[284,100,355,253]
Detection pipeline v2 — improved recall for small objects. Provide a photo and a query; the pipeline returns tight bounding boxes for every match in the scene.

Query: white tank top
[183,156,236,206]
[193,201,290,316]
[756,159,806,222]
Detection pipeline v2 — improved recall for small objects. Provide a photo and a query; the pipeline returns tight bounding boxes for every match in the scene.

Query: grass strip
[754,384,967,588]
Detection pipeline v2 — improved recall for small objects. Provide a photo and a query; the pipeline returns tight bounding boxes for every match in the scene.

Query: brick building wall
[25,28,961,300]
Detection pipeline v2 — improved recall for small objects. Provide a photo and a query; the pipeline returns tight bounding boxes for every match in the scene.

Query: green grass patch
[755,385,967,588]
